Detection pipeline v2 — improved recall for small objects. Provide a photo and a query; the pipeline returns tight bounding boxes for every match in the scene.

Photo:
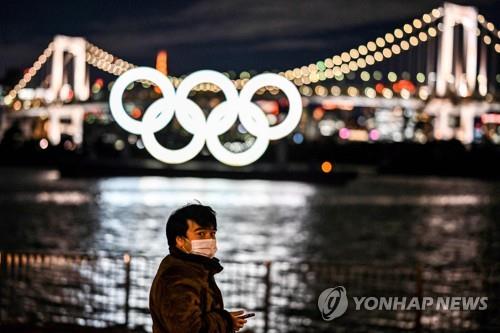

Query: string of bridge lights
[4,6,499,106]
[82,6,445,94]
[3,43,54,105]
[83,5,500,92]
[84,44,277,94]
[301,17,500,101]
[294,25,443,100]
[477,14,500,53]
[85,43,137,75]
[280,7,443,87]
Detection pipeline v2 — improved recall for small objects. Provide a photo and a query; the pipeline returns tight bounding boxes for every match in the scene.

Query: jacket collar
[169,246,223,274]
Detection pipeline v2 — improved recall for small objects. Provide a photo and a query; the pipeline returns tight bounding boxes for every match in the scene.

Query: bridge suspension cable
[478,14,500,40]
[82,7,444,87]
[3,43,54,105]
[478,13,500,52]
[281,7,443,86]
[85,42,136,75]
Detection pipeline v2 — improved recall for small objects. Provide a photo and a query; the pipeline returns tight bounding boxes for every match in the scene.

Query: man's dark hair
[166,203,217,247]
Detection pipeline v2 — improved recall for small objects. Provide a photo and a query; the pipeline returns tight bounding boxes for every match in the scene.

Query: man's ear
[175,235,185,248]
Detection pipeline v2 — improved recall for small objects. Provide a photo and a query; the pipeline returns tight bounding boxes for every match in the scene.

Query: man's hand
[230,310,247,331]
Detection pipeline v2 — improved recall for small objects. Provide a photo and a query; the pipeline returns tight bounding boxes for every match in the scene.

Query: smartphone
[239,312,256,319]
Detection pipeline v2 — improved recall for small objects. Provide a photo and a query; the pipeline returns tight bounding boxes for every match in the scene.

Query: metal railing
[1,251,499,332]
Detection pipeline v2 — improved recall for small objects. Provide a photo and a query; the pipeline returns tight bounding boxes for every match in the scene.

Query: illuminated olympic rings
[109,67,302,166]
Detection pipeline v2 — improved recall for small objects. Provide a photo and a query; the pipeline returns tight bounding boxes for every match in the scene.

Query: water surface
[1,168,498,268]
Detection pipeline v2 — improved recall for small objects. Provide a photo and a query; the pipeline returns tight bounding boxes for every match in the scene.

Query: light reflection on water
[96,177,315,260]
[0,169,498,266]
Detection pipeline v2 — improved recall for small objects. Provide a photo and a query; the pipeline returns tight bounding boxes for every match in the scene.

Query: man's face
[176,219,216,253]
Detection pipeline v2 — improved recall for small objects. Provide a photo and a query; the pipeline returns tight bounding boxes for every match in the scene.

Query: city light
[292,133,304,144]
[369,129,380,141]
[39,138,49,150]
[339,128,350,140]
[321,161,333,173]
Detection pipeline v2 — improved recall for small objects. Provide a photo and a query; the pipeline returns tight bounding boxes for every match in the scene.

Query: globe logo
[318,286,348,321]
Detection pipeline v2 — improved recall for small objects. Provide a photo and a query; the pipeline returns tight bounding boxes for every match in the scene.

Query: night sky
[1,0,499,79]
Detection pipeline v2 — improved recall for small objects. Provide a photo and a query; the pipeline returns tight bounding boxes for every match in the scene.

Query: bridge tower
[435,2,478,98]
[49,35,90,102]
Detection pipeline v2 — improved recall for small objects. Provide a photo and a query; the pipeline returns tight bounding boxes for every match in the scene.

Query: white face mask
[187,238,217,258]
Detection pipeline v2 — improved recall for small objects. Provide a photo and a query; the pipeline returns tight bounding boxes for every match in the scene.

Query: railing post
[415,263,423,333]
[263,261,272,333]
[124,253,131,327]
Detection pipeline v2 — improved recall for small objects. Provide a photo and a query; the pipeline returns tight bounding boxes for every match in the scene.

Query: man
[150,203,248,332]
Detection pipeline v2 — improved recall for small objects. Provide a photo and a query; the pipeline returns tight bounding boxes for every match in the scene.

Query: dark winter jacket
[149,247,234,333]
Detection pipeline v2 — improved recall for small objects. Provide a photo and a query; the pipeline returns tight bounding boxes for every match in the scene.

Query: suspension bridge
[0,2,499,164]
